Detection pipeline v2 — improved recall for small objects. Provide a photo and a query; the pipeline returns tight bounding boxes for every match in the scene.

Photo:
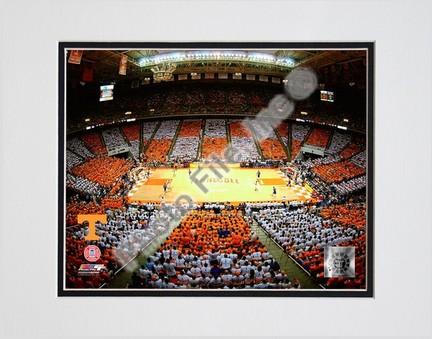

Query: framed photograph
[58,42,374,297]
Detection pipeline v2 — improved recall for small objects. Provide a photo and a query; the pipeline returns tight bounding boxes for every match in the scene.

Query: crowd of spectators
[253,205,358,252]
[66,204,174,288]
[330,175,366,196]
[289,131,367,199]
[66,149,85,171]
[142,121,159,148]
[242,201,309,216]
[121,124,140,141]
[239,159,282,168]
[250,119,277,140]
[292,156,366,203]
[146,92,166,110]
[351,150,366,169]
[170,120,202,162]
[102,127,129,153]
[67,137,94,159]
[252,204,365,288]
[229,120,253,138]
[250,120,286,160]
[204,119,226,138]
[229,120,260,162]
[291,123,310,159]
[164,89,185,108]
[66,194,366,289]
[145,139,172,163]
[66,173,102,196]
[68,84,366,133]
[170,137,200,162]
[340,142,364,159]
[258,139,286,160]
[292,100,366,131]
[153,120,179,139]
[201,119,228,159]
[69,86,279,132]
[227,88,247,105]
[292,123,310,143]
[66,199,102,225]
[201,137,228,160]
[325,131,351,155]
[299,155,342,170]
[184,89,205,106]
[71,156,134,187]
[275,122,289,146]
[319,203,366,229]
[230,138,260,162]
[65,116,368,290]
[206,89,226,104]
[121,124,141,160]
[304,128,332,148]
[81,132,107,155]
[144,120,179,162]
[129,210,295,289]
[311,160,365,183]
[249,88,273,107]
[176,120,202,138]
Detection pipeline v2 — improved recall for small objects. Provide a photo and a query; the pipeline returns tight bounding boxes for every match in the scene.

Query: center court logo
[324,246,355,278]
[205,177,240,184]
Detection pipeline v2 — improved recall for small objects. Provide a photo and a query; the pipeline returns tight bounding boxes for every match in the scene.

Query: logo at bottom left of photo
[83,245,101,262]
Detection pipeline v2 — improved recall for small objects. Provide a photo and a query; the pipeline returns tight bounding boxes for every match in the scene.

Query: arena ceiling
[67,49,367,83]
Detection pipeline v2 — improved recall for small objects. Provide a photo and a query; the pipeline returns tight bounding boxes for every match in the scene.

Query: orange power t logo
[77,214,107,241]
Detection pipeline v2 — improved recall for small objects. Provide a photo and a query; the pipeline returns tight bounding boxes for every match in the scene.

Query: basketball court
[127,165,314,205]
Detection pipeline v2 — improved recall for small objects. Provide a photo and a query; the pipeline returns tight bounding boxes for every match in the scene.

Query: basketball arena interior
[62,48,371,293]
